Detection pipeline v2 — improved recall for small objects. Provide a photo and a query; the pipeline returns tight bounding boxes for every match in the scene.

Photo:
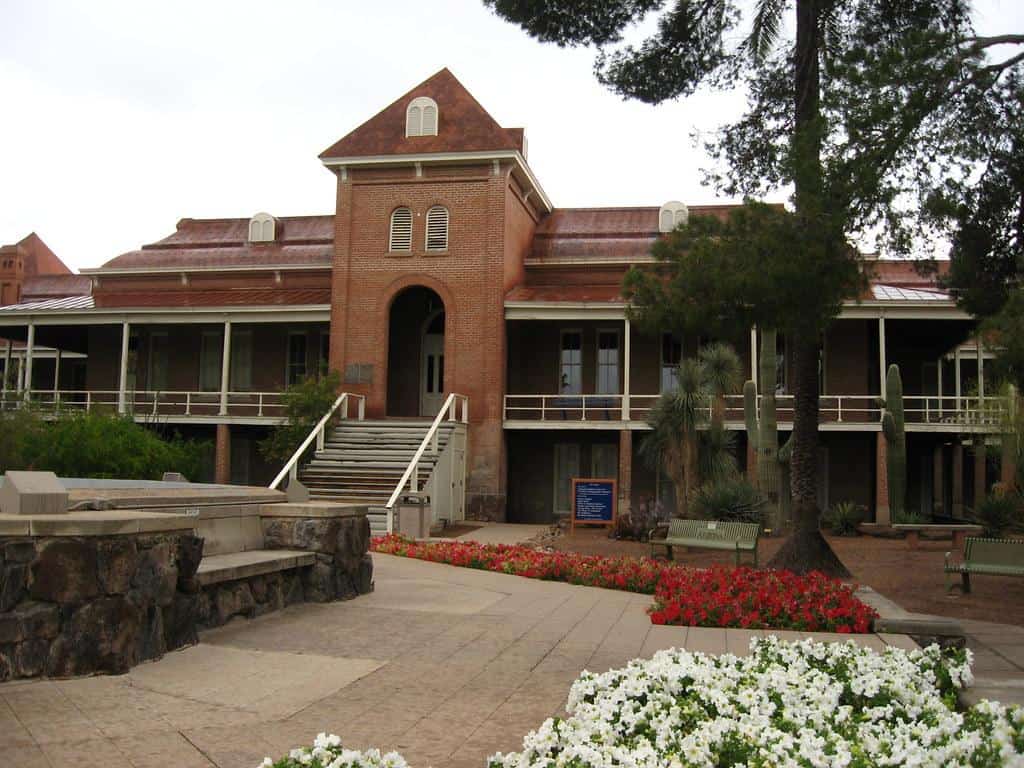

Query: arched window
[658,201,689,233]
[249,212,276,242]
[406,97,439,137]
[425,206,449,251]
[389,207,413,251]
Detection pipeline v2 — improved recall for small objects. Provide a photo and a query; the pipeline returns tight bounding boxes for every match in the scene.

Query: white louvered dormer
[406,97,439,137]
[390,207,413,252]
[425,206,449,251]
[249,212,277,242]
[658,201,689,233]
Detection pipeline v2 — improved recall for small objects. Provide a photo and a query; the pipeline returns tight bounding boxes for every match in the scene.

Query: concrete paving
[962,619,1024,707]
[0,554,933,768]
[451,522,548,546]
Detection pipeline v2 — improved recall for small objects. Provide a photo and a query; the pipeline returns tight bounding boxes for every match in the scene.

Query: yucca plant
[822,501,864,537]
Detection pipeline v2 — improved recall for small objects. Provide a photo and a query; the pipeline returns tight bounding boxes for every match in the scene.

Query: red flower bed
[371,535,877,633]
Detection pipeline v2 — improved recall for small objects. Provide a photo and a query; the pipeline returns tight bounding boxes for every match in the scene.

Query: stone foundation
[0,532,202,680]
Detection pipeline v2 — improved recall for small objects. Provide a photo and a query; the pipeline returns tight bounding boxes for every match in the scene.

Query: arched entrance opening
[387,286,445,417]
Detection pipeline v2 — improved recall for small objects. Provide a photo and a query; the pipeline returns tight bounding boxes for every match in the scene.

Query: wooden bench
[894,523,984,551]
[650,519,761,566]
[944,537,1024,593]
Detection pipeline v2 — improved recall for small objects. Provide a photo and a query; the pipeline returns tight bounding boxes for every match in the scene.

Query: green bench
[650,519,761,566]
[944,537,1024,593]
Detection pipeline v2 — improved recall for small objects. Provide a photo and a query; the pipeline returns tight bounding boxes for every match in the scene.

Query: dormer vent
[406,97,439,137]
[658,201,689,233]
[249,212,277,242]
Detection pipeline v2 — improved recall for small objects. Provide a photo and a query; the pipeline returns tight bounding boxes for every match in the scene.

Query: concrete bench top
[0,509,198,537]
[893,523,984,531]
[196,549,316,586]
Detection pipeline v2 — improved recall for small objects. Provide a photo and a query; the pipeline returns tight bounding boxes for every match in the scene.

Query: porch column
[53,349,62,397]
[973,435,987,507]
[117,321,130,414]
[952,442,964,518]
[954,348,962,411]
[977,334,985,400]
[2,338,10,396]
[937,357,943,417]
[23,323,35,400]
[618,429,632,517]
[215,423,231,484]
[219,319,232,416]
[1003,385,1018,490]
[750,327,758,390]
[622,317,631,421]
[933,444,945,516]
[878,317,886,398]
[875,431,891,526]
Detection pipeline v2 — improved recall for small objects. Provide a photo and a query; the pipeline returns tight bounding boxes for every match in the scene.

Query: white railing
[384,392,469,532]
[269,392,366,490]
[0,389,291,418]
[503,393,1009,427]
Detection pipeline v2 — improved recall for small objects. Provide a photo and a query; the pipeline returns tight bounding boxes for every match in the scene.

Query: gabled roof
[319,68,525,159]
[0,233,72,277]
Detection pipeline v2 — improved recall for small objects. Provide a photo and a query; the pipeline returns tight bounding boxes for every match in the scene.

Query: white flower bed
[490,637,1024,768]
[264,639,1024,768]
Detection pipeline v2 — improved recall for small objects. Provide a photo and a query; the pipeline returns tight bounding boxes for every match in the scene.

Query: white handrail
[384,392,468,531]
[268,392,365,490]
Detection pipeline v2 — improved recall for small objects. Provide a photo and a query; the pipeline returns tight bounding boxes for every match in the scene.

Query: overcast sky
[1,0,1021,272]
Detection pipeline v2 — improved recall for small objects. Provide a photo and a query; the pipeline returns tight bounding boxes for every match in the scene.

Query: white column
[117,321,130,414]
[977,334,985,400]
[23,323,35,401]
[219,319,232,415]
[622,317,630,421]
[2,338,10,397]
[878,317,887,398]
[53,349,62,399]
[750,327,758,390]
[955,348,962,411]
[937,357,943,416]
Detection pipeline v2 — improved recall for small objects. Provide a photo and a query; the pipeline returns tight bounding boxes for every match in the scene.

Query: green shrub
[259,370,342,464]
[822,501,864,536]
[0,410,209,480]
[692,477,764,524]
[972,493,1021,538]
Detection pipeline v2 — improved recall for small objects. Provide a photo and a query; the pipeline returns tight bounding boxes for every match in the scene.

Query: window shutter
[660,209,674,232]
[425,206,448,251]
[421,105,437,135]
[406,106,421,137]
[389,207,413,251]
[674,208,688,228]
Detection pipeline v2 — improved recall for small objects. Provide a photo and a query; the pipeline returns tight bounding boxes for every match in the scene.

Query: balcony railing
[503,393,1008,427]
[0,390,289,420]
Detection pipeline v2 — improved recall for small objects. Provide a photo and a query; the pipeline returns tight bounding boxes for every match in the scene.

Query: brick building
[0,70,1002,527]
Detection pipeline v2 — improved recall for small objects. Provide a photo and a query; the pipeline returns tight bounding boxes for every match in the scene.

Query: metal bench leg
[666,545,673,562]
[962,572,971,594]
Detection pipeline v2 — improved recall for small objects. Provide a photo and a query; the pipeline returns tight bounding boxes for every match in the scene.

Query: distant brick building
[0,70,1002,525]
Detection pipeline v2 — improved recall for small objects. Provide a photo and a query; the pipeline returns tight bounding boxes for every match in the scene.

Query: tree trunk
[766,0,849,576]
[681,432,698,517]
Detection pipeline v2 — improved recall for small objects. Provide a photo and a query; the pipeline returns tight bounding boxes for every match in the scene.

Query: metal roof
[0,296,95,312]
[871,284,949,302]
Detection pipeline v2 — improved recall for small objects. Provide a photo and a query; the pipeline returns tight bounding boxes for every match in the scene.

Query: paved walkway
[0,554,929,768]
[450,522,548,546]
[962,619,1024,707]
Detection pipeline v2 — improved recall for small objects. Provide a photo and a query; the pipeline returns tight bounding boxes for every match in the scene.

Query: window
[596,329,619,395]
[425,205,449,251]
[230,329,253,391]
[148,332,169,391]
[287,332,308,385]
[199,331,223,392]
[318,331,330,377]
[658,201,689,233]
[405,96,439,137]
[554,443,581,515]
[389,207,413,252]
[660,332,682,393]
[248,212,276,242]
[559,330,582,395]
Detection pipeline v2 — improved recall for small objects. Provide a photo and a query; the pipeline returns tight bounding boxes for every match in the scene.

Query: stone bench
[892,523,984,551]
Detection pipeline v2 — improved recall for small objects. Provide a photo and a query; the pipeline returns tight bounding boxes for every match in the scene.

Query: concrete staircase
[298,419,457,535]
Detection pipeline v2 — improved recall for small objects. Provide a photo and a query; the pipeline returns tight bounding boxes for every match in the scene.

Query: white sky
[1,0,1021,272]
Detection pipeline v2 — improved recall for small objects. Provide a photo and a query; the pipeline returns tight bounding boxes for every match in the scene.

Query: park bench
[944,537,1024,593]
[650,518,761,566]
[893,523,984,551]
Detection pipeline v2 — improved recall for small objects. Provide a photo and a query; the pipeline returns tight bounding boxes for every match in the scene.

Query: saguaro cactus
[744,329,788,531]
[882,363,907,520]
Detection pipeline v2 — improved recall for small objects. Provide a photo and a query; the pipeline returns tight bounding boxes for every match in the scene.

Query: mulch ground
[540,527,1024,627]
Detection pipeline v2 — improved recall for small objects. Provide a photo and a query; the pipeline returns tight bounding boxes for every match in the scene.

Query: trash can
[396,491,431,539]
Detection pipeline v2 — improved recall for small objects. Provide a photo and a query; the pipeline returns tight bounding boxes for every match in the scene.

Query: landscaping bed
[267,638,1024,767]
[371,535,876,632]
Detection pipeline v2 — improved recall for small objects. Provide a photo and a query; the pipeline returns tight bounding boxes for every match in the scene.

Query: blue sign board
[572,478,617,528]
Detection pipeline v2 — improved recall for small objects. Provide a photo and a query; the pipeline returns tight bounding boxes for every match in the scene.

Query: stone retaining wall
[0,532,202,680]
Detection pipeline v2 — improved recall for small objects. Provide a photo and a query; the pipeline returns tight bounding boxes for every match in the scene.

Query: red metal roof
[95,288,330,308]
[319,69,524,159]
[21,274,93,300]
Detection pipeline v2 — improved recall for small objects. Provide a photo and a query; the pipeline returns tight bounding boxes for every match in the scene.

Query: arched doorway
[387,286,446,417]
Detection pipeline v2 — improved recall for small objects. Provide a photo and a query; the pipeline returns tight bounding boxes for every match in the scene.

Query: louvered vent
[422,105,437,135]
[658,201,689,233]
[406,97,439,137]
[659,209,674,233]
[390,207,413,251]
[406,106,421,137]
[425,206,449,251]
